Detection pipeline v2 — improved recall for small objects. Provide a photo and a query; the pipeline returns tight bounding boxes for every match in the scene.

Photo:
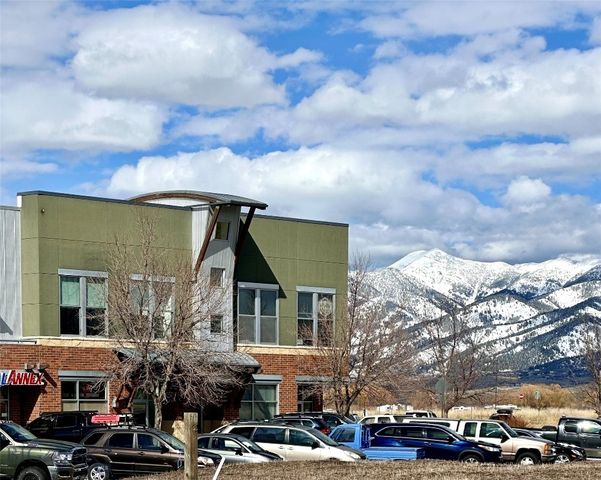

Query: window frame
[214,222,230,241]
[59,269,108,337]
[296,286,336,346]
[129,274,175,339]
[60,378,108,413]
[237,282,279,345]
[210,314,224,335]
[239,383,279,421]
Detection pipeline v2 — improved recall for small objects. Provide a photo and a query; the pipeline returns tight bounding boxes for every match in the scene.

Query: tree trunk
[153,397,163,429]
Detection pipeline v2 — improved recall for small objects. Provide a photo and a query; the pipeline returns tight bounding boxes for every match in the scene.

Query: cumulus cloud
[72,4,287,108]
[1,77,166,152]
[105,146,601,265]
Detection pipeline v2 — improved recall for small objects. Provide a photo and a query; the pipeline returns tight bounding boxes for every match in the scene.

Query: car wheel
[554,453,570,464]
[17,466,49,480]
[88,463,110,480]
[515,452,540,466]
[461,454,482,464]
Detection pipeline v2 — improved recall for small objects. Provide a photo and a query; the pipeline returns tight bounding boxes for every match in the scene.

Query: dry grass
[447,407,597,427]
[139,461,600,480]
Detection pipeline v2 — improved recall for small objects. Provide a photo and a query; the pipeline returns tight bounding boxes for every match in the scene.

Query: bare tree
[424,311,486,417]
[305,254,415,417]
[581,321,601,415]
[106,214,244,429]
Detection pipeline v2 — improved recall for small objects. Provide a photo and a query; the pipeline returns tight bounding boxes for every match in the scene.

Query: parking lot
[143,460,600,480]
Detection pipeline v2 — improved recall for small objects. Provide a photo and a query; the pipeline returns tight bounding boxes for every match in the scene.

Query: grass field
[144,460,600,480]
[447,408,596,427]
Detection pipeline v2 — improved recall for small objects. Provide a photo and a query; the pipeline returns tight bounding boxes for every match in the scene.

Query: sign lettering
[0,369,45,386]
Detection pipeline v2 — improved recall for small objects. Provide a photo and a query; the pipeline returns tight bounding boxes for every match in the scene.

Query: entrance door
[0,388,8,421]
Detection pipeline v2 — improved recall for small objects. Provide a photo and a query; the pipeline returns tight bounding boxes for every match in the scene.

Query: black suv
[274,412,353,429]
[82,427,220,479]
[27,411,103,443]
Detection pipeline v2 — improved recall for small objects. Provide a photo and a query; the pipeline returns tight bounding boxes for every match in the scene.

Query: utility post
[184,412,198,480]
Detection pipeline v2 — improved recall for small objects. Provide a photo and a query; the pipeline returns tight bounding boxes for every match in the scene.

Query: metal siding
[0,208,22,339]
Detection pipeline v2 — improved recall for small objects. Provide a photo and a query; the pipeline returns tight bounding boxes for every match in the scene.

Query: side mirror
[501,434,509,443]
[160,445,169,454]
[235,448,243,456]
[311,441,320,449]
[447,437,455,443]
[0,438,10,450]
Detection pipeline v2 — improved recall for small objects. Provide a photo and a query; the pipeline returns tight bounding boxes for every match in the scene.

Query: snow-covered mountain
[368,249,601,383]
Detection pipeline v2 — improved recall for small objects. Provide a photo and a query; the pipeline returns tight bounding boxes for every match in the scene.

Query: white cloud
[0,157,58,178]
[1,77,166,152]
[72,4,286,108]
[105,145,601,265]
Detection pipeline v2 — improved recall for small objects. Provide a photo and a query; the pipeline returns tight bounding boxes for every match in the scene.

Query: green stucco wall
[237,215,348,346]
[20,193,191,336]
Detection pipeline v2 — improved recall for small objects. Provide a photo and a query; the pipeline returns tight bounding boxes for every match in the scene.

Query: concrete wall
[0,206,22,339]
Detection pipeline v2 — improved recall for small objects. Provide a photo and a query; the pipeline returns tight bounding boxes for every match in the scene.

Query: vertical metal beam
[194,206,221,275]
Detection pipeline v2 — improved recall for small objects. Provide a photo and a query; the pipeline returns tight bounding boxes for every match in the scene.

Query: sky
[1,0,601,267]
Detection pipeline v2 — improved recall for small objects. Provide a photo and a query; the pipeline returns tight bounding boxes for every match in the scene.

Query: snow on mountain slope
[369,249,601,379]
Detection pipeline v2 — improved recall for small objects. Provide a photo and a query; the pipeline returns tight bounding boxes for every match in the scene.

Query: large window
[61,379,107,412]
[297,287,335,346]
[237,283,278,344]
[239,384,278,420]
[59,270,107,336]
[129,276,174,339]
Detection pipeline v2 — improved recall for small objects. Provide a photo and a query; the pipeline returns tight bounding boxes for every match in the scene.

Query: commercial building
[0,191,348,431]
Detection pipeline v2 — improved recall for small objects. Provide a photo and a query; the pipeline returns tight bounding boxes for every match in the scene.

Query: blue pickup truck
[330,423,425,461]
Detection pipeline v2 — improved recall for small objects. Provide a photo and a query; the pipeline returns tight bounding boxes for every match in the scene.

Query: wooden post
[184,412,198,480]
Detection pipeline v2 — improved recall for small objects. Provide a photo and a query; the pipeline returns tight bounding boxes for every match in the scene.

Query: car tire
[554,453,571,464]
[17,466,49,480]
[88,463,110,480]
[515,452,540,465]
[460,453,482,463]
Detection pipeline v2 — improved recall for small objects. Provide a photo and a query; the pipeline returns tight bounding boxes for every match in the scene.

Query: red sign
[0,369,44,386]
[91,414,120,424]
[519,393,524,400]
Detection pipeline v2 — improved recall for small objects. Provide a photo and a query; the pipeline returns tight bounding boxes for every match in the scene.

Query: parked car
[197,433,282,464]
[213,422,364,462]
[266,417,331,435]
[401,417,555,464]
[82,427,218,479]
[513,428,586,463]
[404,410,437,418]
[358,415,406,425]
[370,423,502,463]
[534,417,601,459]
[0,420,88,480]
[274,412,354,429]
[330,423,425,460]
[27,411,104,443]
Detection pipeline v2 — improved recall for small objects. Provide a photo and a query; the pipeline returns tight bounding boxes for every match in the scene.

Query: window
[210,315,223,334]
[215,222,230,240]
[564,421,578,433]
[288,429,315,447]
[237,284,278,344]
[426,428,451,441]
[210,268,225,287]
[376,427,398,437]
[463,422,477,437]
[240,384,278,420]
[55,415,77,428]
[480,423,504,439]
[229,427,255,439]
[59,271,107,336]
[130,276,174,339]
[403,427,424,438]
[138,434,162,451]
[580,420,601,434]
[252,427,285,444]
[332,428,355,443]
[197,437,210,449]
[108,433,134,449]
[61,380,107,413]
[83,432,104,446]
[379,417,391,423]
[296,288,335,346]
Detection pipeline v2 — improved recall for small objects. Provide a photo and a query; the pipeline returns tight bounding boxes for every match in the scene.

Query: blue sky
[1,0,600,266]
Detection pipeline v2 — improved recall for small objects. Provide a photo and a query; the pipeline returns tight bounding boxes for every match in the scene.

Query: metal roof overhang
[128,190,268,210]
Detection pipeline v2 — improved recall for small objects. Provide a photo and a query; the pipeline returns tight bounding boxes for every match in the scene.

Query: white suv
[213,423,364,462]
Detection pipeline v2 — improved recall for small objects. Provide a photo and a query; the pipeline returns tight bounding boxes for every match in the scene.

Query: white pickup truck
[401,418,555,465]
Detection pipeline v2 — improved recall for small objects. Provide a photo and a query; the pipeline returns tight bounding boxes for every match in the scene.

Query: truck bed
[362,447,425,461]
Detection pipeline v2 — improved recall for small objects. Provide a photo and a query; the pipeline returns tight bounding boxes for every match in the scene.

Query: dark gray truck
[0,421,88,480]
[537,417,601,459]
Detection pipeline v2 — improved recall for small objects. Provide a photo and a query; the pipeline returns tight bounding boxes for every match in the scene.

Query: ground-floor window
[132,391,155,426]
[239,384,278,420]
[0,387,8,420]
[61,379,108,412]
[297,384,322,412]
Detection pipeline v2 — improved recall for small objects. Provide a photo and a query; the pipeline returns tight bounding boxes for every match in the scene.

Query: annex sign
[0,369,44,386]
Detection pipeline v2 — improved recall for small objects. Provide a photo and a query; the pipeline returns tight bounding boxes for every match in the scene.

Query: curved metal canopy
[129,190,267,210]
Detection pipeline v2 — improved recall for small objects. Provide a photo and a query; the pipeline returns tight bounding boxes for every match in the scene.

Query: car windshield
[498,422,519,438]
[310,428,339,446]
[0,422,38,442]
[154,430,185,451]
[238,437,266,453]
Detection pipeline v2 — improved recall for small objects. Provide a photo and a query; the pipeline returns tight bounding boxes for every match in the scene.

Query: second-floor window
[297,287,335,346]
[129,276,174,339]
[237,283,278,344]
[59,270,107,337]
